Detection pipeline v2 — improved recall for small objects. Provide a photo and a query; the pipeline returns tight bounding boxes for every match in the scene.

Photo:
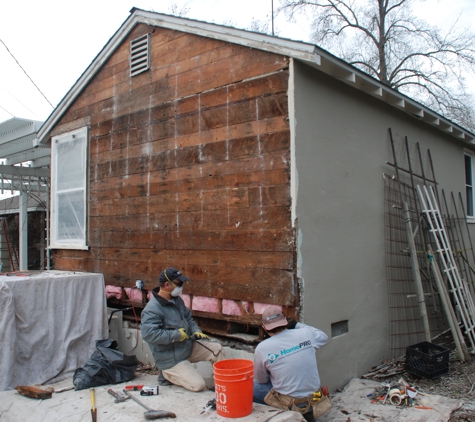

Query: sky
[0,0,474,125]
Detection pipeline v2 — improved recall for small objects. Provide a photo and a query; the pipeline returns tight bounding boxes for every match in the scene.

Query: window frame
[50,127,89,250]
[464,151,475,220]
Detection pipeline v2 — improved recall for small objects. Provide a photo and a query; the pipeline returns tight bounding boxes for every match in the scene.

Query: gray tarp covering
[0,271,108,391]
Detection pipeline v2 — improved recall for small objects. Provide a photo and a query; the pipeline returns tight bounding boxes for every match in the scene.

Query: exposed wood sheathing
[52,24,296,309]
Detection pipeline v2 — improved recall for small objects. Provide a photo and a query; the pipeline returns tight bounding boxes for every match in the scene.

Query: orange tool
[125,385,144,391]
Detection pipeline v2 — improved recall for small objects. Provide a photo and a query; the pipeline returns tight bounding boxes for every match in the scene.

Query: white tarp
[0,271,108,391]
[0,374,307,421]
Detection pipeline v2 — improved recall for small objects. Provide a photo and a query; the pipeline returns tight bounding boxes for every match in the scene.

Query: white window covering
[51,127,88,249]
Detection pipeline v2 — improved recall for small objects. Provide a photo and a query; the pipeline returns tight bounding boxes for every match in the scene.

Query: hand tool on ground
[108,388,130,403]
[125,384,144,391]
[140,385,159,396]
[15,385,53,399]
[122,389,176,420]
[90,388,97,422]
[200,398,216,414]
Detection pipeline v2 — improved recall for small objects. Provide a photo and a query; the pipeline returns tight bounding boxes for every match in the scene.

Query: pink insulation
[105,285,123,300]
[192,296,220,313]
[181,294,191,309]
[144,292,191,309]
[222,299,250,316]
[125,288,143,302]
[254,303,282,315]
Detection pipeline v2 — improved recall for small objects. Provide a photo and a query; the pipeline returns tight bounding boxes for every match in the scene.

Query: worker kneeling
[253,307,330,422]
[141,267,222,391]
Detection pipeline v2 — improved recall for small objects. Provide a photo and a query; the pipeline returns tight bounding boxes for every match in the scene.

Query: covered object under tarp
[0,271,108,391]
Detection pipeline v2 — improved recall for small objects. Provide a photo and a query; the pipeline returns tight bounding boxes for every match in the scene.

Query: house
[36,8,475,390]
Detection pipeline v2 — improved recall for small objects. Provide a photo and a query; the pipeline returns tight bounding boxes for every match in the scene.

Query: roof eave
[37,8,475,147]
[301,50,475,145]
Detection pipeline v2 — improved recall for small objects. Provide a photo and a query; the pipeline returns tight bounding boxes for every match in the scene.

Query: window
[130,33,150,76]
[465,152,474,218]
[51,127,88,249]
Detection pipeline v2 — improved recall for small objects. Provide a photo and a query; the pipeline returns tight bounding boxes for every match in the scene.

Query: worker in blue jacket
[141,267,222,391]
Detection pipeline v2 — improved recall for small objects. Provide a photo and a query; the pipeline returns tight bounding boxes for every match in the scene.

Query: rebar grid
[384,130,448,358]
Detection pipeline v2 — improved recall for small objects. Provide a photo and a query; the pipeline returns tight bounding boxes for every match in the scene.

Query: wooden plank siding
[52,23,297,314]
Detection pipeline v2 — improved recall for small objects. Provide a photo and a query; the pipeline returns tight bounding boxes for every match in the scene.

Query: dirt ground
[372,331,475,422]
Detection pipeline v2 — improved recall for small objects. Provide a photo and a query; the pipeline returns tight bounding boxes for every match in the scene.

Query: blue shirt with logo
[254,323,328,397]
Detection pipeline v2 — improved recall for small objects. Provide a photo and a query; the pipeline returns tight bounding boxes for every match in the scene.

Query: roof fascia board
[37,8,474,146]
[136,11,320,64]
[301,50,475,143]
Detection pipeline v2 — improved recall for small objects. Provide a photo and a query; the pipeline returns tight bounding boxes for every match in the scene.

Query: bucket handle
[215,373,253,382]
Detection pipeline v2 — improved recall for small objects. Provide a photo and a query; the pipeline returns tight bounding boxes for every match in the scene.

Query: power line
[0,84,41,120]
[0,104,14,118]
[0,38,54,108]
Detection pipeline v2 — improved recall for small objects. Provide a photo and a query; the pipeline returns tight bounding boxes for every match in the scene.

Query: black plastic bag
[73,339,139,390]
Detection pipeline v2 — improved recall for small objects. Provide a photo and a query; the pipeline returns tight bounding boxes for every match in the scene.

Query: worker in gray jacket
[141,267,222,391]
[253,306,329,422]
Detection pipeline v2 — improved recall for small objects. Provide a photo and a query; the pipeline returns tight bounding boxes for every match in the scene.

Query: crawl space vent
[130,34,150,76]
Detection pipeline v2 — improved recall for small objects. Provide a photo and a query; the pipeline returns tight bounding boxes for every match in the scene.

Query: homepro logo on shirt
[267,339,312,364]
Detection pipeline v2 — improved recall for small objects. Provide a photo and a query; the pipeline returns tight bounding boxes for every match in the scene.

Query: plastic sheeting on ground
[73,339,138,390]
[0,373,306,421]
[0,271,108,391]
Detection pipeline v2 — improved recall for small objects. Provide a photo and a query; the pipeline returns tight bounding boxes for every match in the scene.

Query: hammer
[122,389,176,419]
[107,388,130,403]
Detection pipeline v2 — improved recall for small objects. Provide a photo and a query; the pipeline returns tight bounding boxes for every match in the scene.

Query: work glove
[178,328,189,342]
[193,332,209,340]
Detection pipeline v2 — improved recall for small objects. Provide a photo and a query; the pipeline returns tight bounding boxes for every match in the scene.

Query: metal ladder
[417,184,475,349]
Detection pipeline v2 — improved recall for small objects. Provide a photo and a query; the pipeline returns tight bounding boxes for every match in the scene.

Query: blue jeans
[253,381,272,404]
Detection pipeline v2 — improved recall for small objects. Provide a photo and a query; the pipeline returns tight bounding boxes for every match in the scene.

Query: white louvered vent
[130,34,150,76]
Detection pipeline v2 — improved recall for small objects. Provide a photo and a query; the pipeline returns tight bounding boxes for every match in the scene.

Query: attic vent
[130,34,150,76]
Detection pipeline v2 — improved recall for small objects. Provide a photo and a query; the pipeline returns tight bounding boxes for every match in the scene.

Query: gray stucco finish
[291,59,474,390]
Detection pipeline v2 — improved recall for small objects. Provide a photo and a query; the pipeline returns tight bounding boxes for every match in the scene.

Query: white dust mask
[171,285,183,297]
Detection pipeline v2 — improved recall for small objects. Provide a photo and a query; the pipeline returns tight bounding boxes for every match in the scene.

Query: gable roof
[37,7,475,146]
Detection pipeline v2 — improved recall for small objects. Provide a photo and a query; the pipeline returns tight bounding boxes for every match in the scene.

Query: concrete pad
[0,373,305,422]
[316,378,463,422]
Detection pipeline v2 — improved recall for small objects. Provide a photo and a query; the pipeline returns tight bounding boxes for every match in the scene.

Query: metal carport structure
[0,117,50,270]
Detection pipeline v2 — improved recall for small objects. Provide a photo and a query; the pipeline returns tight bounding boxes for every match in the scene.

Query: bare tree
[248,17,271,35]
[168,3,190,17]
[279,0,475,131]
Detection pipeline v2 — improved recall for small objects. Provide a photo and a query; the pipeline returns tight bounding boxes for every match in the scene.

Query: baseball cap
[159,267,190,283]
[262,306,287,330]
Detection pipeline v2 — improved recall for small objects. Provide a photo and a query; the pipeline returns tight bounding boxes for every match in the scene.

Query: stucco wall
[291,59,474,390]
